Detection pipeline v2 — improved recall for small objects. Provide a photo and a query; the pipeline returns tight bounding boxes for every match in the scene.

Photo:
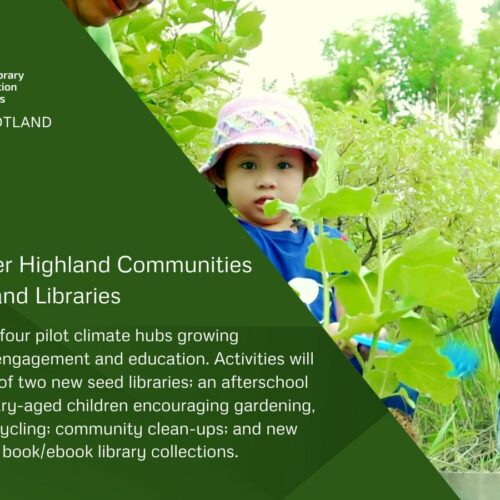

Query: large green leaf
[390,345,459,404]
[402,228,458,266]
[399,316,436,346]
[301,186,376,220]
[385,228,464,292]
[305,236,361,274]
[333,273,374,315]
[399,265,478,316]
[364,369,399,399]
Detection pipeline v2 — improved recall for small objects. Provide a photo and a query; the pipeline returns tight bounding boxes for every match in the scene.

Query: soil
[389,408,419,443]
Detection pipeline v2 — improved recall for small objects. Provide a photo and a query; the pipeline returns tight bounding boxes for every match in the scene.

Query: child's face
[64,0,152,26]
[221,144,306,231]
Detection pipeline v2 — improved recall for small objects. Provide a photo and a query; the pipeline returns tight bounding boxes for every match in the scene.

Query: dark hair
[213,150,230,205]
[212,149,314,206]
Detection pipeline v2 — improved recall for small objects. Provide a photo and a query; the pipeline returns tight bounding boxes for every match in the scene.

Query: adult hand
[64,0,154,27]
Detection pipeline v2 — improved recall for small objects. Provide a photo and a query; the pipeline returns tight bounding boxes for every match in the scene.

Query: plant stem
[374,219,385,315]
[318,219,331,329]
[365,217,386,372]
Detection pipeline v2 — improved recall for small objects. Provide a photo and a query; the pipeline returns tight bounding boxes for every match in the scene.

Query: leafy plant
[110,0,265,164]
[265,137,479,406]
[298,70,500,326]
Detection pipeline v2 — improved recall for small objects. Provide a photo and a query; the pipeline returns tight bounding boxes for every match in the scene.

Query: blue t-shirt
[489,289,500,357]
[238,219,342,324]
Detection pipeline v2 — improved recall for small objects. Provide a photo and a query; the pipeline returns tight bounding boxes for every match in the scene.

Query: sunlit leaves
[111,1,264,153]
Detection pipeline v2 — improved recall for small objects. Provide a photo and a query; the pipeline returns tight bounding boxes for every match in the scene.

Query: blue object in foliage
[353,335,479,379]
[438,341,480,379]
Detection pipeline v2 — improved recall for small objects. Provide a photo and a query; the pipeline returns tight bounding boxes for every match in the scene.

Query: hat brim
[199,129,321,175]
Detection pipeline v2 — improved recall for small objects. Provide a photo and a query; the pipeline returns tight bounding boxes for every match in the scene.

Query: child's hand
[356,328,389,358]
[327,324,389,360]
[327,322,359,359]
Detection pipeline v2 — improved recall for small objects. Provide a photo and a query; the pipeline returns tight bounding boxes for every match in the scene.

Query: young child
[199,93,343,327]
[200,93,418,417]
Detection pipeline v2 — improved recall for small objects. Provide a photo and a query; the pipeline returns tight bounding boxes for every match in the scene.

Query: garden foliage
[304,0,500,145]
[299,71,500,324]
[265,141,479,406]
[111,0,265,164]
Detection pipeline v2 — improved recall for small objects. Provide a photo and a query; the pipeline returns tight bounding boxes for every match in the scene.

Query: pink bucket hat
[199,93,321,176]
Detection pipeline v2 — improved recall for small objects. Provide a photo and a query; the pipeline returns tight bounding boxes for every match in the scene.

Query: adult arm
[489,289,500,357]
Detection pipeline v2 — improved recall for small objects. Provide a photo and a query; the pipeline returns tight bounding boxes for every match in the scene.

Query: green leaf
[186,6,212,24]
[178,0,195,12]
[385,228,466,293]
[337,313,380,337]
[240,28,263,51]
[333,273,374,315]
[399,317,436,346]
[121,53,152,75]
[186,50,217,72]
[166,52,187,73]
[263,199,300,219]
[174,125,198,144]
[227,36,248,56]
[235,11,265,37]
[376,295,417,325]
[168,115,192,130]
[402,228,458,267]
[298,137,340,208]
[390,345,458,404]
[175,110,216,128]
[398,265,478,316]
[214,42,228,55]
[369,193,397,229]
[301,186,376,220]
[213,0,236,12]
[190,33,217,52]
[364,369,399,399]
[305,236,361,274]
[127,9,157,34]
[129,33,148,53]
